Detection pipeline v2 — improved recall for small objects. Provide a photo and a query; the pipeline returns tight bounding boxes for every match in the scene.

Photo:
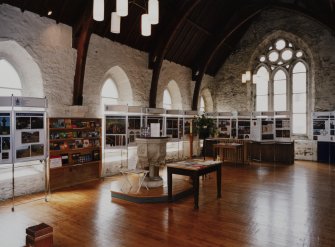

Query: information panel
[14,112,47,162]
[0,112,12,164]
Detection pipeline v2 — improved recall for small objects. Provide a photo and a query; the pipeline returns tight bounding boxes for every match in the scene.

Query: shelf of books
[48,117,102,190]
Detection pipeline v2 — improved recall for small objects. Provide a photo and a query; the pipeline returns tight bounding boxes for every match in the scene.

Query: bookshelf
[48,117,102,190]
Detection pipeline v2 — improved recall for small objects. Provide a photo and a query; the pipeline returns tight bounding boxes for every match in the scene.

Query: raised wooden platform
[110,172,194,203]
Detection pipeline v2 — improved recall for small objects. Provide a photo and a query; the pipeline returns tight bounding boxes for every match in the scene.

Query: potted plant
[193,113,217,139]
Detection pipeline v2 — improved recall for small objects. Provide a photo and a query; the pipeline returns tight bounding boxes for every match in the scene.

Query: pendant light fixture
[93,0,159,36]
[93,0,104,21]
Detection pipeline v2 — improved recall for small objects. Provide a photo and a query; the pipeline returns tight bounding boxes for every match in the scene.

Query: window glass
[292,73,306,93]
[275,39,286,50]
[256,95,268,111]
[163,89,172,109]
[199,96,205,112]
[292,114,306,134]
[293,62,306,73]
[274,95,286,111]
[0,59,22,96]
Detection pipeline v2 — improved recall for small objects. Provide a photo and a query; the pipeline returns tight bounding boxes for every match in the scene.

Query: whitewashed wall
[0,4,206,199]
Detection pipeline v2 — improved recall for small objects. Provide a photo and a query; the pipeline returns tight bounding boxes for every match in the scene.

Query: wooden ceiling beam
[72,1,93,105]
[148,0,202,108]
[191,6,265,110]
[56,0,68,24]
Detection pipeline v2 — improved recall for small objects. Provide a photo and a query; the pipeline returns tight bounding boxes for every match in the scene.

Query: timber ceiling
[1,0,335,108]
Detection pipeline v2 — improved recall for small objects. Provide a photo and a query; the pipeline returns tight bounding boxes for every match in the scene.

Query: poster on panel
[0,112,12,164]
[14,112,47,162]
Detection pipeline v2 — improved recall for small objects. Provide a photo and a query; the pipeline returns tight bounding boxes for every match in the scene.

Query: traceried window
[101,78,119,106]
[163,89,172,109]
[0,59,22,96]
[254,38,308,135]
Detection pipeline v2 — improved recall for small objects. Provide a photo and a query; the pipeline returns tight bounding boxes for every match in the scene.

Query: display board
[0,112,12,164]
[250,112,275,141]
[144,108,165,137]
[236,112,251,140]
[14,112,47,162]
[312,112,330,141]
[275,111,291,142]
[166,110,184,140]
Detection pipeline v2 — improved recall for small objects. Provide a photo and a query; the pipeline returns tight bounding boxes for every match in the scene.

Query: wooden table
[167,160,222,209]
[213,143,244,165]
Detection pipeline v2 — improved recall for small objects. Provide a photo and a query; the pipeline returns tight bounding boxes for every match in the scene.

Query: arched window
[101,78,119,106]
[255,66,269,111]
[0,59,22,96]
[273,69,287,111]
[254,38,308,135]
[292,62,307,134]
[163,89,172,109]
[199,96,205,113]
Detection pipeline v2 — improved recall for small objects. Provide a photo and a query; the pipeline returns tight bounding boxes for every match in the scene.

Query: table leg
[216,165,221,198]
[193,173,199,209]
[168,169,172,202]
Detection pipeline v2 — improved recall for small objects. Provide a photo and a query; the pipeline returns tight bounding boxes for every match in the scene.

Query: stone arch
[0,40,44,97]
[200,87,214,112]
[100,66,133,106]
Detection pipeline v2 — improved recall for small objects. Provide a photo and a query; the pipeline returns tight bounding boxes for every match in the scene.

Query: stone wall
[0,4,207,200]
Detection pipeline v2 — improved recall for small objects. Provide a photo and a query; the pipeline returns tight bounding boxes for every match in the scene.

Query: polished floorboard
[1,160,335,247]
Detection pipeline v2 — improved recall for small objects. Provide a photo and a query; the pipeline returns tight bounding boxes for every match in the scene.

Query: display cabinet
[183,110,198,138]
[165,110,183,140]
[217,112,231,138]
[49,117,102,190]
[237,112,251,140]
[127,106,143,145]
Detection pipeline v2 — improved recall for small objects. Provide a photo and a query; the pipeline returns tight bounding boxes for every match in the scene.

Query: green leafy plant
[193,113,217,139]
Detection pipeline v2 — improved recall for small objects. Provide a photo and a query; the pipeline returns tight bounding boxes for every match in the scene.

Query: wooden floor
[1,160,335,247]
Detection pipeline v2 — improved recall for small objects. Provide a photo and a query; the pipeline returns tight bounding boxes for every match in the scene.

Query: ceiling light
[148,0,159,25]
[47,10,52,16]
[93,0,159,36]
[93,0,104,21]
[111,12,121,34]
[116,0,128,17]
[141,14,151,36]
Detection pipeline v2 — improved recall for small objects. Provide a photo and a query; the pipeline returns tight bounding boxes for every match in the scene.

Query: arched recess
[99,66,133,107]
[200,88,214,112]
[0,40,44,97]
[165,80,182,109]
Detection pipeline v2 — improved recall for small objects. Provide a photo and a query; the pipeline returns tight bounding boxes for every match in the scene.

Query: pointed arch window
[292,62,307,134]
[254,38,308,135]
[273,69,287,111]
[101,78,119,106]
[255,66,269,111]
[163,89,172,109]
[0,59,22,96]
